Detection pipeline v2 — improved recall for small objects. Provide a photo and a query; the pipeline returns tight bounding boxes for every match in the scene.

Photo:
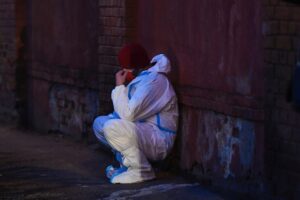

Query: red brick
[97,64,118,73]
[276,36,292,50]
[269,0,279,6]
[296,23,300,35]
[98,35,124,45]
[278,1,290,6]
[288,22,296,35]
[98,45,120,55]
[278,50,289,64]
[99,7,125,17]
[271,50,280,63]
[263,0,270,6]
[264,49,272,62]
[100,26,126,36]
[292,128,300,143]
[0,3,14,11]
[281,140,300,156]
[292,37,300,51]
[0,10,15,19]
[276,91,289,105]
[292,7,300,21]
[274,7,291,20]
[124,17,137,26]
[263,21,280,35]
[0,19,15,26]
[275,65,292,80]
[280,21,289,34]
[288,52,296,66]
[124,28,136,37]
[290,112,299,126]
[271,109,280,122]
[276,153,300,173]
[282,110,296,124]
[98,0,124,7]
[99,16,125,27]
[99,55,118,65]
[0,0,16,120]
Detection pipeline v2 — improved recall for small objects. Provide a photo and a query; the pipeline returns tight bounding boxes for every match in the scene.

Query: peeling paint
[184,110,256,179]
[215,116,255,178]
[236,119,255,167]
[216,117,239,178]
[198,113,216,162]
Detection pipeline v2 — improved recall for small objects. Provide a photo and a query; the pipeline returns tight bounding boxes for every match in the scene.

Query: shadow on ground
[0,124,230,200]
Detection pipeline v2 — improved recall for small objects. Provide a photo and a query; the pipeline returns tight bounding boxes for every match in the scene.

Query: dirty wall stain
[181,109,255,179]
[49,84,99,136]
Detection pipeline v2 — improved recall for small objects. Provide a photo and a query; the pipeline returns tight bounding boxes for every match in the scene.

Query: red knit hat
[118,43,150,69]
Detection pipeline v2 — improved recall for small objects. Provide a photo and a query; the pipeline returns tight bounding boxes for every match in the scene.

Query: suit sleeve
[111,75,170,122]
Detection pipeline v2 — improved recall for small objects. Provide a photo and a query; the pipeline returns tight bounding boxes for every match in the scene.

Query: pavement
[0,124,232,200]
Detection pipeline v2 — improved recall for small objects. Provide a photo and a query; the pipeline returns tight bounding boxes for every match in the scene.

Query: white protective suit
[93,54,178,184]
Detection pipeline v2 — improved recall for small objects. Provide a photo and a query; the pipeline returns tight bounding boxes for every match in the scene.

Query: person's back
[93,43,178,184]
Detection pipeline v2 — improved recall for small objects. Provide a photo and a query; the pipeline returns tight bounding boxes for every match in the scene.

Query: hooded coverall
[93,54,178,184]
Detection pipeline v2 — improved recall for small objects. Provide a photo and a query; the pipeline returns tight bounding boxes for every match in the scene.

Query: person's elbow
[121,113,137,122]
[119,108,137,122]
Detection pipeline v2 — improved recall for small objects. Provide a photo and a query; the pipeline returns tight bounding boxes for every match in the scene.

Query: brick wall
[0,0,17,122]
[98,0,137,114]
[263,0,300,198]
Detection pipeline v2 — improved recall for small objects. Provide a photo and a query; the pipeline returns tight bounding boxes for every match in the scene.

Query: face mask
[126,71,135,82]
[124,68,143,83]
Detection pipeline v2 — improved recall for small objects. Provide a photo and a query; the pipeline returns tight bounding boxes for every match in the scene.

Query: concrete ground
[0,124,232,200]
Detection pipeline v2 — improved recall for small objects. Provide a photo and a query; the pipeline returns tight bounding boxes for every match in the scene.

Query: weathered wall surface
[0,0,17,122]
[1,0,300,198]
[263,0,300,198]
[27,0,100,138]
[136,0,264,192]
[26,0,137,139]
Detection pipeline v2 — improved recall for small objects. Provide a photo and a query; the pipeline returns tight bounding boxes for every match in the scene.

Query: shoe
[110,167,155,184]
[105,165,128,179]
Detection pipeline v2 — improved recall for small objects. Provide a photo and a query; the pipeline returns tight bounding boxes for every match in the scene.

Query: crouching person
[93,43,178,184]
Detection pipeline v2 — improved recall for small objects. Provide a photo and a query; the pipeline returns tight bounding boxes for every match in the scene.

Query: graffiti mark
[215,117,255,178]
[236,119,255,167]
[215,117,238,178]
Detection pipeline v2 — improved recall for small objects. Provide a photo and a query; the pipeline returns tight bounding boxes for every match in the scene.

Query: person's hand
[115,70,128,86]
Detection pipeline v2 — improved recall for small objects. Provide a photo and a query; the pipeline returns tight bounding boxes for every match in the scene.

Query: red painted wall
[29,0,98,70]
[137,0,263,97]
[27,0,99,134]
[136,0,264,186]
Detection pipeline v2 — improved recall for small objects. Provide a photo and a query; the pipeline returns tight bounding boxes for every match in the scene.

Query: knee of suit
[93,116,107,134]
[103,119,138,149]
[103,119,122,139]
[92,118,100,134]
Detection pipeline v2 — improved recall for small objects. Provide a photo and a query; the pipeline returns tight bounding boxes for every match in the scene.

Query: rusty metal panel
[137,0,263,100]
[29,0,98,71]
[27,0,99,135]
[137,0,264,180]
